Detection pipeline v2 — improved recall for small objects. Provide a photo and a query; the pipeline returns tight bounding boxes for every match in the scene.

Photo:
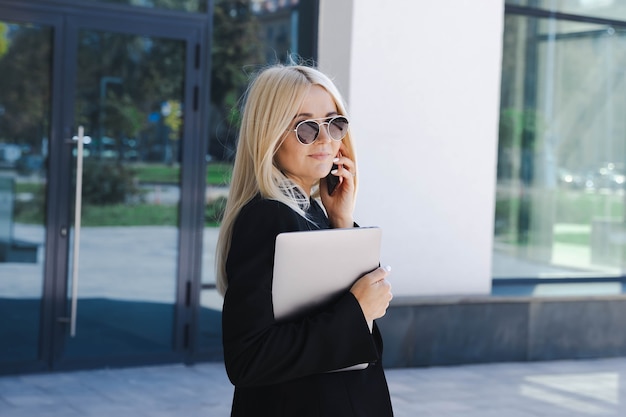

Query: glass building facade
[494,1,626,295]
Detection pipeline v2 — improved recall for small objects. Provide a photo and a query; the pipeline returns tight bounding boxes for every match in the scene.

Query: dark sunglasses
[290,116,349,145]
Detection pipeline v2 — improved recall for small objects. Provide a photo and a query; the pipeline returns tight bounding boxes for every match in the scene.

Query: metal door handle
[68,126,90,337]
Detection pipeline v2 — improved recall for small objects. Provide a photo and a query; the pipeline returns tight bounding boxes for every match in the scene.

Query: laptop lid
[272,226,382,323]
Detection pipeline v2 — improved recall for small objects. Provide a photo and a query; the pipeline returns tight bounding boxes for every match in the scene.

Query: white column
[318,0,504,296]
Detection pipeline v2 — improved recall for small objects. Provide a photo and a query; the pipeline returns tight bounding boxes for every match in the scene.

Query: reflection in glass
[0,21,51,363]
[64,30,185,358]
[83,0,208,13]
[494,14,626,286]
[199,0,302,355]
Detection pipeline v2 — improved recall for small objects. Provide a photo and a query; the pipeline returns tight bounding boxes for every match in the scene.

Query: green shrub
[13,183,45,224]
[81,160,140,205]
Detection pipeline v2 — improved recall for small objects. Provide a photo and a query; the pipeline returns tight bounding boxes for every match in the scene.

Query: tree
[0,24,51,149]
[208,0,264,161]
[75,31,185,161]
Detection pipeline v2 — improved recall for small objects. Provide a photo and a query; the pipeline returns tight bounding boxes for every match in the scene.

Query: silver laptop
[272,226,382,371]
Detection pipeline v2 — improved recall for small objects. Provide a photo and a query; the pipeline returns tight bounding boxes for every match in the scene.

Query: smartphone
[326,164,340,195]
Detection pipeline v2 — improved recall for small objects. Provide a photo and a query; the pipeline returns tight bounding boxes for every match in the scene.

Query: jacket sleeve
[221,199,380,387]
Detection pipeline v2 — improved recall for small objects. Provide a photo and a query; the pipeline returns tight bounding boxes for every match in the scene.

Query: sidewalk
[1,357,626,416]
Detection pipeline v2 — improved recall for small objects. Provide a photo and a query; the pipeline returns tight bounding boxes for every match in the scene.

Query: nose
[317,122,333,143]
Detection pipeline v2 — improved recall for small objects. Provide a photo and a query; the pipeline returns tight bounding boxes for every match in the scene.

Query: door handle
[68,126,89,337]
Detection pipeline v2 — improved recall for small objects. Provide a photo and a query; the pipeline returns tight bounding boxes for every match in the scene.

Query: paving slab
[1,358,626,416]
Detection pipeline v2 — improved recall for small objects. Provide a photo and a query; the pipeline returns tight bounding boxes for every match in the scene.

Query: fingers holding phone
[324,150,356,196]
[321,149,356,228]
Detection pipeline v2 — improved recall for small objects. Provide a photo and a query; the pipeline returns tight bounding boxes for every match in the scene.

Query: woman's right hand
[350,266,393,326]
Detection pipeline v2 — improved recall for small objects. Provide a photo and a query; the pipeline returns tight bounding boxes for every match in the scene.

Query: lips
[309,152,331,160]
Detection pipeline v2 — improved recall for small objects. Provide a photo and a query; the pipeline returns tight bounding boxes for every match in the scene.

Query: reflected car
[557,168,585,189]
[16,154,44,175]
[570,162,626,191]
[593,162,625,190]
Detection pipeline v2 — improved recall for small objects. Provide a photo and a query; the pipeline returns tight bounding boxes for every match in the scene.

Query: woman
[216,64,394,417]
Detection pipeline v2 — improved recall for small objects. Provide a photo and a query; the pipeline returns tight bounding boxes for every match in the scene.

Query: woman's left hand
[320,146,356,228]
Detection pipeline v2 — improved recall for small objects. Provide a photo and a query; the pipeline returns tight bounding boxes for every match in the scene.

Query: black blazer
[222,195,393,417]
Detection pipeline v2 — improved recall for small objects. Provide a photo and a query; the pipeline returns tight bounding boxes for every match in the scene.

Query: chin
[317,169,332,180]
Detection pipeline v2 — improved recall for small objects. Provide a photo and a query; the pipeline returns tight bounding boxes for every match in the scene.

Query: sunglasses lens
[296,121,319,144]
[329,117,349,140]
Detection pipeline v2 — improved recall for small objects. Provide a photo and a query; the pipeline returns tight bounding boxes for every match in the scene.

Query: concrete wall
[379,295,626,368]
[318,0,505,296]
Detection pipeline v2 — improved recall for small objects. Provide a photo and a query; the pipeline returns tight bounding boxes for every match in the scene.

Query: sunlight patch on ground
[520,372,619,414]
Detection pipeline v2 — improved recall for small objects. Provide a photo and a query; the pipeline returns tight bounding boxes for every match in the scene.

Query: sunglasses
[290,116,349,145]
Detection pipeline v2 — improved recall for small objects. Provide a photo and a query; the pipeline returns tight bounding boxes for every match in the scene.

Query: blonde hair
[215,64,358,295]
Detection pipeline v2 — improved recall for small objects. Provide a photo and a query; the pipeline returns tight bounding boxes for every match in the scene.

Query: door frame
[0,0,211,374]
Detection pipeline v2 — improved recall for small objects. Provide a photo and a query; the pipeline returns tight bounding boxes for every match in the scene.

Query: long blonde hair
[215,64,358,295]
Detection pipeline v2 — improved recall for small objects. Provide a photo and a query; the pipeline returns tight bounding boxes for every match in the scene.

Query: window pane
[63,30,185,358]
[494,14,626,285]
[199,0,305,355]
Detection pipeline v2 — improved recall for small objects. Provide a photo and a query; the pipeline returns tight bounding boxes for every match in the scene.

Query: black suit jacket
[222,195,394,417]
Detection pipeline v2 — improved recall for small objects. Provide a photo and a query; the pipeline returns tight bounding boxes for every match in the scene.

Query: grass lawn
[134,162,232,185]
[81,204,179,226]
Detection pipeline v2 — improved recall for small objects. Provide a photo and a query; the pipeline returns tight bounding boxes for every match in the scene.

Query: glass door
[61,27,186,360]
[53,15,205,367]
[0,1,209,374]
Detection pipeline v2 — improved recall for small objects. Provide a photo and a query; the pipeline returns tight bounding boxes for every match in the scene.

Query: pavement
[1,357,626,416]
